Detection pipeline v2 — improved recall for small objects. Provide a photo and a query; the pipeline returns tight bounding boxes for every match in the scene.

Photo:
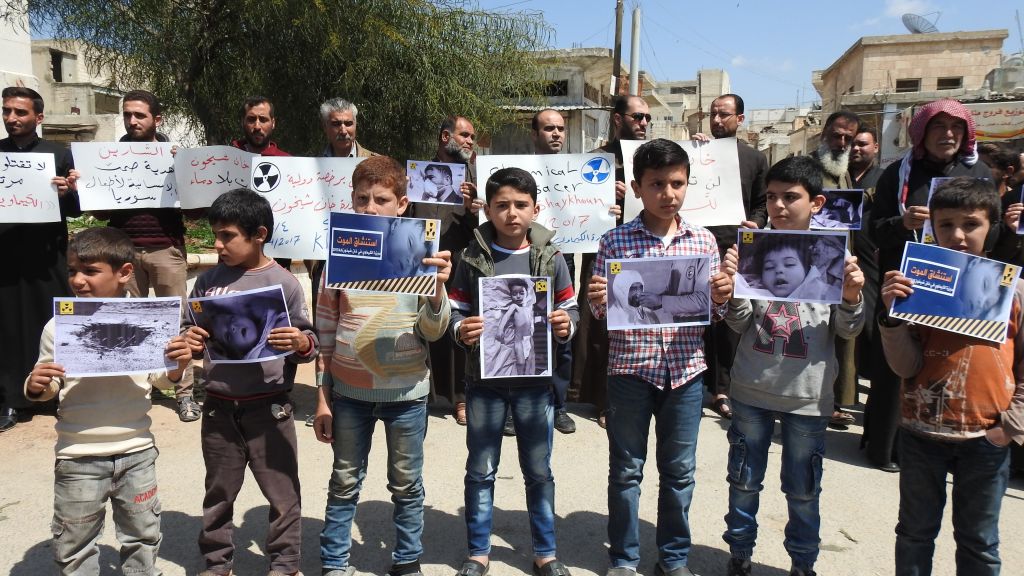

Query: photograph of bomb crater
[54,299,181,375]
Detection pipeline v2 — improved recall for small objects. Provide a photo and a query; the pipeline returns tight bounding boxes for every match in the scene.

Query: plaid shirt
[591,214,726,390]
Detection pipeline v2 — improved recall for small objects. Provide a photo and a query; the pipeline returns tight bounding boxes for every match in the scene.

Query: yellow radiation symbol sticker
[741,231,754,244]
[409,162,418,170]
[535,280,548,292]
[923,233,934,244]
[424,220,438,241]
[190,301,203,314]
[58,301,74,315]
[609,262,622,275]
[1001,265,1019,287]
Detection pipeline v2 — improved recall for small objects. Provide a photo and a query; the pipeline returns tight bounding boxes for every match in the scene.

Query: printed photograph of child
[406,160,465,205]
[811,189,864,230]
[605,256,712,330]
[479,276,552,379]
[187,285,292,363]
[734,229,847,304]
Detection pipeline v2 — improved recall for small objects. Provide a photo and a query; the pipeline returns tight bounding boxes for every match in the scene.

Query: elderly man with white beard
[811,110,860,428]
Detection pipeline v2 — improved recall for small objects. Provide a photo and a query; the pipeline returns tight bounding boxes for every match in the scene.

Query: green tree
[8,0,551,159]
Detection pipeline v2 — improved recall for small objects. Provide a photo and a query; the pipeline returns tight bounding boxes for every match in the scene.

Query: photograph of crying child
[605,256,712,330]
[479,276,552,379]
[810,189,864,230]
[734,229,848,304]
[187,285,292,363]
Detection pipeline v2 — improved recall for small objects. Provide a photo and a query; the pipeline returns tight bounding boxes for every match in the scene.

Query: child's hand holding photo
[165,335,193,381]
[841,255,865,304]
[880,269,914,311]
[27,362,64,397]
[184,325,209,355]
[267,326,311,354]
[549,309,571,339]
[588,274,608,308]
[459,316,484,346]
[424,250,453,310]
[712,246,739,304]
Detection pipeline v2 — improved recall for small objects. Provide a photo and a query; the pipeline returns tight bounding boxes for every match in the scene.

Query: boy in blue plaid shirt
[587,139,736,576]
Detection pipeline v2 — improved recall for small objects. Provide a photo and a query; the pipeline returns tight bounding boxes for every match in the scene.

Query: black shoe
[502,413,515,436]
[554,409,576,434]
[878,461,900,473]
[0,407,18,433]
[726,558,751,576]
[789,568,816,576]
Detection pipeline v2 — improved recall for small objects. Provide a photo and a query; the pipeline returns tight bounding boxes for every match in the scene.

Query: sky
[474,0,1024,110]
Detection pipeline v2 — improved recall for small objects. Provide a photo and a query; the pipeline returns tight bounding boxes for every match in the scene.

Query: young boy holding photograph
[182,188,318,576]
[879,177,1024,576]
[587,138,735,576]
[313,156,452,576]
[723,156,864,576]
[448,167,578,576]
[25,227,192,575]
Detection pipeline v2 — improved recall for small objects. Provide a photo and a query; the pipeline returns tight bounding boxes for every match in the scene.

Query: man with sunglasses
[692,93,768,421]
[572,95,650,430]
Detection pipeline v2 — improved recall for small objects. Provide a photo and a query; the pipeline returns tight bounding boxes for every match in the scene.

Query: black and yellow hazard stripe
[326,274,436,296]
[889,311,1008,343]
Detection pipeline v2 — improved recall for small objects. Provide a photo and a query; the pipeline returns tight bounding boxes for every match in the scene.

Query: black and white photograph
[187,285,292,364]
[406,160,466,205]
[810,189,864,230]
[734,228,848,304]
[479,276,552,379]
[605,256,712,330]
[53,297,182,377]
[920,176,956,244]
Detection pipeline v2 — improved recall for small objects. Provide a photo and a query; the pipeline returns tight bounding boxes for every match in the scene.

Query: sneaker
[829,408,855,428]
[789,568,816,576]
[323,568,355,576]
[654,563,697,576]
[305,414,316,427]
[727,558,751,576]
[177,396,201,422]
[554,409,576,434]
[605,568,636,576]
[503,413,516,436]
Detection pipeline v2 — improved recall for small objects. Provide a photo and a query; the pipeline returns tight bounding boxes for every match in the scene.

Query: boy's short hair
[508,278,529,292]
[352,155,407,199]
[68,227,136,269]
[765,155,824,198]
[485,167,537,204]
[632,138,690,184]
[753,234,812,276]
[208,188,275,241]
[929,177,1001,224]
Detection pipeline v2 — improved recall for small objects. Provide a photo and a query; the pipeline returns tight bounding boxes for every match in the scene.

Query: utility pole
[612,1,623,96]
[628,5,641,95]
[697,70,703,134]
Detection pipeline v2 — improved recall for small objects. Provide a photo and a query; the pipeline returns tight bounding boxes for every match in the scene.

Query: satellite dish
[902,12,940,34]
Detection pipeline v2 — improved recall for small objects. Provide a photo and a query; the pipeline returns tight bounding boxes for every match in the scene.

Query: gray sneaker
[655,563,698,576]
[323,567,356,576]
[606,568,637,576]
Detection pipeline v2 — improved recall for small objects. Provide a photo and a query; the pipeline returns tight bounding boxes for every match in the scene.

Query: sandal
[830,409,855,428]
[710,397,732,419]
[178,396,201,423]
[455,402,467,426]
[455,559,488,576]
[534,560,572,576]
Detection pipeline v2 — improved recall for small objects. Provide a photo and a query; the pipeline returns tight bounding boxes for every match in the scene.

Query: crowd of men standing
[4,84,1024,481]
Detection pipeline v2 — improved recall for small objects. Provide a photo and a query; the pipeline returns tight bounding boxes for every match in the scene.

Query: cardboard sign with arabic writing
[0,152,59,223]
[621,138,745,227]
[175,146,255,208]
[73,142,178,210]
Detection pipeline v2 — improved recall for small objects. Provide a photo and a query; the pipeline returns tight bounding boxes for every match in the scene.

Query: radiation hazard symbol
[741,232,754,244]
[1002,264,1020,287]
[609,262,622,275]
[535,280,548,292]
[190,301,203,314]
[58,301,74,315]
[424,220,438,241]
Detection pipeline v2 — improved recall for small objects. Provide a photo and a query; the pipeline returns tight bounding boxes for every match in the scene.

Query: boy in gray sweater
[723,156,865,576]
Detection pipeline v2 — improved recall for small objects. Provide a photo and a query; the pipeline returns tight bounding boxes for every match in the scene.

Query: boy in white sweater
[26,227,191,575]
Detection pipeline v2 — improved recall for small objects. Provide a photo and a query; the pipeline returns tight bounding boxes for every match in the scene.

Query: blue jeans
[895,431,1010,576]
[51,446,162,576]
[465,384,556,559]
[722,399,827,572]
[606,374,703,570]
[321,396,428,570]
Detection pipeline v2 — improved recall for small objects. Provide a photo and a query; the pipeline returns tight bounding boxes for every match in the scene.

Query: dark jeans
[703,321,740,397]
[552,341,572,410]
[895,432,1010,576]
[199,394,301,575]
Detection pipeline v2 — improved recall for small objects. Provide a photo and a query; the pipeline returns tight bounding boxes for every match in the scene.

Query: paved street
[1,362,1022,576]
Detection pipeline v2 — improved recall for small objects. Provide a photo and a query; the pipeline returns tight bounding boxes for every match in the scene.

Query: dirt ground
[1,363,1022,576]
